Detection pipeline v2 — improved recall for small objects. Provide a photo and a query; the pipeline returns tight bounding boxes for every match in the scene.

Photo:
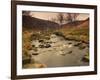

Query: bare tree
[65,13,79,23]
[22,11,31,16]
[51,18,57,23]
[57,13,64,25]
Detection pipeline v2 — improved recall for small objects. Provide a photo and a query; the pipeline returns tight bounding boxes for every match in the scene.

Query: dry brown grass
[58,27,89,43]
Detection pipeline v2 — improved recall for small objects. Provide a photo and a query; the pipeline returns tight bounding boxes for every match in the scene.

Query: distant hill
[61,18,89,29]
[77,18,89,28]
[22,15,60,30]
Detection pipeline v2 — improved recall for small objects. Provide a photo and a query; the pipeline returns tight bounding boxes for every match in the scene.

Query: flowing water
[24,34,89,68]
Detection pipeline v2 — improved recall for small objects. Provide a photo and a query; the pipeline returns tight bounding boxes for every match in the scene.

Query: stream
[24,34,89,68]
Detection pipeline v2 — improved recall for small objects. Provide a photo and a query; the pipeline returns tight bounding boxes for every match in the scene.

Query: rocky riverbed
[23,33,89,68]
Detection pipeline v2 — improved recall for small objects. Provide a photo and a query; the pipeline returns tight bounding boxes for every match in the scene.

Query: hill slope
[61,18,89,29]
[22,15,60,30]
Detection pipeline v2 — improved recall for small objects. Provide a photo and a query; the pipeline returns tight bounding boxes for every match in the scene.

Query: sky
[29,12,89,21]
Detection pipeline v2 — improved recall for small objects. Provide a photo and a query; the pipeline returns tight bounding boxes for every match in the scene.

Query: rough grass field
[59,27,89,43]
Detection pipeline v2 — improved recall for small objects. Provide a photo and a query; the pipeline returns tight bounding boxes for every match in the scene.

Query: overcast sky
[28,12,89,21]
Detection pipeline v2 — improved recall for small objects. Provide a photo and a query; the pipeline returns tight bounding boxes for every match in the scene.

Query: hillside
[77,18,89,28]
[22,15,60,30]
[61,18,89,29]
